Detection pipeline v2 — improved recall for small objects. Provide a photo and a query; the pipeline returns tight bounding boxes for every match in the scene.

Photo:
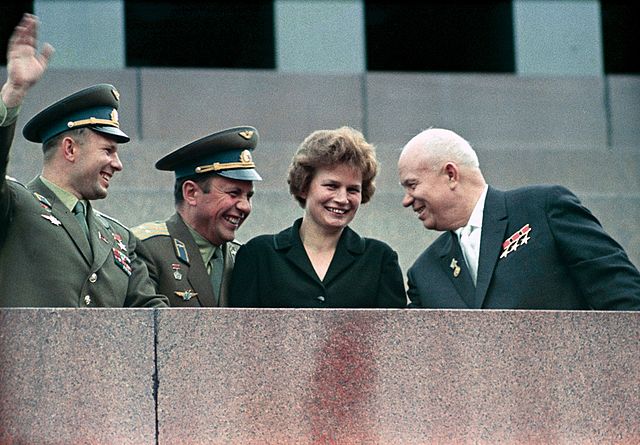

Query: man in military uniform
[132,127,262,306]
[0,14,168,307]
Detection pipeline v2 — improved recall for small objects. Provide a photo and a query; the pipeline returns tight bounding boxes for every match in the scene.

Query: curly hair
[287,126,378,208]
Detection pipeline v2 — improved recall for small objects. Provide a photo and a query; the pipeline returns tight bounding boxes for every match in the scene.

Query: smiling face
[68,129,123,200]
[185,175,254,245]
[398,144,458,231]
[301,163,363,233]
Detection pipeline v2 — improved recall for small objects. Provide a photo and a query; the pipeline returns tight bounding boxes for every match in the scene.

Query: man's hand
[1,13,54,108]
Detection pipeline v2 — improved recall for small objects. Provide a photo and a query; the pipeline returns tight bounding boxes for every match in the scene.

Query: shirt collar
[456,184,488,236]
[185,222,218,266]
[40,175,82,211]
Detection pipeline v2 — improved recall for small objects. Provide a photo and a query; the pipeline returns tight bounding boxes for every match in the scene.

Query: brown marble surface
[156,309,639,444]
[1,309,638,444]
[0,309,157,445]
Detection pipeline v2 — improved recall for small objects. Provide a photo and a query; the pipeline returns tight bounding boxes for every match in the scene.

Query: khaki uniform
[133,213,239,307]
[0,123,168,307]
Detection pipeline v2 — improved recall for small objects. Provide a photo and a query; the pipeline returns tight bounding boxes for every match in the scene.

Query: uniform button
[84,295,91,305]
[89,273,97,283]
[316,295,325,302]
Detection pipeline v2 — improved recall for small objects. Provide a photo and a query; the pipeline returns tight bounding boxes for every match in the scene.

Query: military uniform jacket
[228,218,407,308]
[0,123,168,307]
[407,185,640,310]
[132,212,239,307]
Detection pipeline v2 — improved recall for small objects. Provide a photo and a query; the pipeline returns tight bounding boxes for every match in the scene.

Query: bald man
[398,128,640,310]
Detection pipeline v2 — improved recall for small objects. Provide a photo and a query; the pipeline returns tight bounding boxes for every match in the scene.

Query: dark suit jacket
[132,212,239,307]
[0,123,168,307]
[229,218,407,308]
[407,185,640,310]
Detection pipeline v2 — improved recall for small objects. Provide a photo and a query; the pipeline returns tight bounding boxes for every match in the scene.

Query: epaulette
[94,209,126,230]
[5,175,27,189]
[131,221,170,241]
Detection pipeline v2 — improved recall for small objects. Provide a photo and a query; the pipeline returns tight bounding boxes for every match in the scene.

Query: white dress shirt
[455,185,488,285]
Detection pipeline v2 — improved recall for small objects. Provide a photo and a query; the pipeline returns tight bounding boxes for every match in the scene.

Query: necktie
[209,246,224,301]
[459,225,480,285]
[73,200,90,240]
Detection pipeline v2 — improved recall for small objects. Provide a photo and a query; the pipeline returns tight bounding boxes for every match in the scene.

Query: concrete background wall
[0,308,638,444]
[3,68,639,274]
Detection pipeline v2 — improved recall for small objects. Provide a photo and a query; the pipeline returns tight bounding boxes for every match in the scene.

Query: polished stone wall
[1,308,638,444]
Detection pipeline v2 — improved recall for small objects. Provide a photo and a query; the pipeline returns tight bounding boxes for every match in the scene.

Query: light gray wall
[275,0,366,74]
[34,0,126,69]
[513,0,603,75]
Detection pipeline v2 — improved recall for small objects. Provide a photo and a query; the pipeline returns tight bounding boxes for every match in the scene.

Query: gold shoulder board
[131,221,170,240]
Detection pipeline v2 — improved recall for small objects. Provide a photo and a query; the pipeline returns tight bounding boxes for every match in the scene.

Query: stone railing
[1,308,638,444]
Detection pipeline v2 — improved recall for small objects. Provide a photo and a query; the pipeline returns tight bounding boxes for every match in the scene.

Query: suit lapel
[323,226,363,285]
[440,232,476,308]
[167,213,216,307]
[474,187,508,308]
[28,178,92,265]
[275,220,322,284]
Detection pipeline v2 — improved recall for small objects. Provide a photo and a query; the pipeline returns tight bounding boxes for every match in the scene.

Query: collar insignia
[33,192,52,210]
[174,239,190,264]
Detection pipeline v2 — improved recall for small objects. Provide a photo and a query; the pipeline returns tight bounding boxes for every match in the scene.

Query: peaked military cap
[23,84,130,144]
[156,126,262,181]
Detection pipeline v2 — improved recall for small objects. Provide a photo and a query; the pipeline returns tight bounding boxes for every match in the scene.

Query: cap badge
[238,130,254,140]
[239,149,252,163]
[111,88,120,101]
[110,109,119,124]
[195,149,256,174]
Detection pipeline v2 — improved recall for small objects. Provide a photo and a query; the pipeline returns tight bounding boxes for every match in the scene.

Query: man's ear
[61,136,77,162]
[444,162,459,188]
[182,180,199,206]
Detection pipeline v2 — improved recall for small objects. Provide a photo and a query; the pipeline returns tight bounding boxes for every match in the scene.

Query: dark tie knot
[73,200,86,217]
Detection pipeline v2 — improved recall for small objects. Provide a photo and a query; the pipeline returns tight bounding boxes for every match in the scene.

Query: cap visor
[92,126,130,143]
[217,169,262,181]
